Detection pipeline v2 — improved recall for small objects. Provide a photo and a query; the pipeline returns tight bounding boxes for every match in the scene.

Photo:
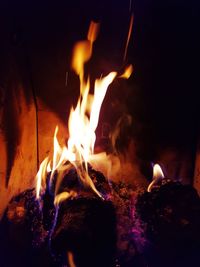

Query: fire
[123,14,134,61]
[147,163,165,192]
[153,163,164,180]
[120,64,133,79]
[54,191,77,206]
[67,251,76,267]
[35,21,133,203]
[35,157,49,199]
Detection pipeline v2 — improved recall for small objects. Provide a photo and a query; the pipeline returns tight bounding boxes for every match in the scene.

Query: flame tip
[147,163,165,192]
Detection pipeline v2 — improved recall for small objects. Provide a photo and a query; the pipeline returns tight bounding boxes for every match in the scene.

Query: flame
[36,157,49,199]
[72,21,99,95]
[87,21,100,43]
[54,191,77,206]
[153,163,164,179]
[47,162,52,173]
[35,21,132,203]
[147,163,165,192]
[49,126,75,184]
[67,251,76,267]
[120,64,133,79]
[123,14,134,61]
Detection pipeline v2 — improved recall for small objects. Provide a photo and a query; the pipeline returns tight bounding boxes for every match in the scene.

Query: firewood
[135,180,200,267]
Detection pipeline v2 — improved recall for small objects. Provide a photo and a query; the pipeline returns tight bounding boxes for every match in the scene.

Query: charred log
[136,180,200,267]
[0,167,118,267]
[51,197,116,267]
[0,189,56,267]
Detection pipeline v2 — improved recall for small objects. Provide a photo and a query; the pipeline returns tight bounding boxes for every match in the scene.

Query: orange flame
[123,14,134,62]
[35,21,132,202]
[67,251,77,267]
[147,163,165,192]
[120,64,133,79]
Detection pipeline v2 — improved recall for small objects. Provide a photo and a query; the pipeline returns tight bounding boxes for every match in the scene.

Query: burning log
[51,197,116,267]
[49,165,117,267]
[0,166,118,267]
[135,179,200,267]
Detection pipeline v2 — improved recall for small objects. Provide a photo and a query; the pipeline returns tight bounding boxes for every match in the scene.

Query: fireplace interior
[0,0,199,266]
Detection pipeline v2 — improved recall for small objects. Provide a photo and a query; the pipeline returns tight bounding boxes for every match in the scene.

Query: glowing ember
[147,163,165,192]
[35,21,133,203]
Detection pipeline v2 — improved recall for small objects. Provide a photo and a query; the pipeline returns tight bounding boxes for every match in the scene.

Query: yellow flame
[50,126,75,183]
[72,21,99,95]
[119,64,133,79]
[147,163,165,192]
[153,164,164,179]
[47,162,52,173]
[54,191,77,206]
[36,157,49,199]
[35,21,132,202]
[64,73,116,198]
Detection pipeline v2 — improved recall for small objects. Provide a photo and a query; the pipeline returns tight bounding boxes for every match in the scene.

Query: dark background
[0,0,199,183]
